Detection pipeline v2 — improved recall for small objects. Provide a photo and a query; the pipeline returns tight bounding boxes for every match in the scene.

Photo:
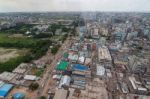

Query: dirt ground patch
[7,86,37,99]
[8,34,28,38]
[0,47,29,63]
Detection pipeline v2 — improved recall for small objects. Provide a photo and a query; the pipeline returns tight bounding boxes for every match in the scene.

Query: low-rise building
[98,46,112,68]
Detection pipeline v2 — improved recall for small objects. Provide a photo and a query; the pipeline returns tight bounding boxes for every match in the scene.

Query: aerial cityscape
[0,0,150,99]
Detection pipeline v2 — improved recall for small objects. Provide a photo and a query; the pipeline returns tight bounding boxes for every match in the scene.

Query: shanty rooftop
[0,72,16,81]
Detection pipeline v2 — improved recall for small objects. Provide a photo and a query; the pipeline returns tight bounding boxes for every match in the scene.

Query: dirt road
[36,37,72,99]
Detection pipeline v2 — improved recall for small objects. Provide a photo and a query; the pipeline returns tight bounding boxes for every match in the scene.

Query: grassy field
[0,33,51,72]
[8,34,28,38]
[0,33,30,63]
[50,35,62,41]
[0,33,38,48]
[0,47,29,63]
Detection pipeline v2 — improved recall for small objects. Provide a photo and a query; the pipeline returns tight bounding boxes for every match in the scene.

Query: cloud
[0,0,150,12]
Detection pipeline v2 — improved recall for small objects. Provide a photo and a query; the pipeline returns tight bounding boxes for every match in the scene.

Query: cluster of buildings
[0,13,74,31]
[0,12,150,99]
[80,13,150,99]
[49,34,108,99]
[0,61,45,98]
[48,13,150,99]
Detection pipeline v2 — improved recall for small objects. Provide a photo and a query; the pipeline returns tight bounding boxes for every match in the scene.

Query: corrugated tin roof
[0,84,13,98]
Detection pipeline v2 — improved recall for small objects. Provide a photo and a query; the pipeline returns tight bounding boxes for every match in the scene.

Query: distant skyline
[0,0,150,12]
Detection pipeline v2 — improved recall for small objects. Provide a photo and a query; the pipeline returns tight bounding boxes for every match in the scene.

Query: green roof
[56,60,68,70]
[63,53,69,58]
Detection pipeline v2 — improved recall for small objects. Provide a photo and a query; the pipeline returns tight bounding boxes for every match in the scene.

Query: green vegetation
[30,67,44,77]
[39,96,46,99]
[50,28,70,55]
[33,33,52,38]
[35,69,44,77]
[63,52,69,58]
[0,55,31,72]
[137,46,143,50]
[0,33,51,72]
[0,33,38,48]
[1,23,33,34]
[51,44,61,55]
[0,21,76,72]
[48,24,72,35]
[70,20,78,36]
[29,82,39,91]
[60,34,68,43]
[50,35,62,41]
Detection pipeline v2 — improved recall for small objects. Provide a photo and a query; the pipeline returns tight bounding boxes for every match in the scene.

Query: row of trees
[51,33,68,55]
[30,40,51,59]
[51,44,61,55]
[1,23,34,34]
[0,55,32,72]
[33,33,53,38]
[48,24,72,35]
[29,82,39,91]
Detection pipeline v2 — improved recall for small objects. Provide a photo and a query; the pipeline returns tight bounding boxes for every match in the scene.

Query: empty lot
[0,47,29,63]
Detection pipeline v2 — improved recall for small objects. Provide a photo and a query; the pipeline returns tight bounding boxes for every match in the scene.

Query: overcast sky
[0,0,150,12]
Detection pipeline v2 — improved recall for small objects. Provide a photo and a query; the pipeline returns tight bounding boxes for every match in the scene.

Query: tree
[29,82,39,91]
[33,33,52,38]
[61,34,68,43]
[39,96,46,99]
[137,46,143,50]
[51,45,60,55]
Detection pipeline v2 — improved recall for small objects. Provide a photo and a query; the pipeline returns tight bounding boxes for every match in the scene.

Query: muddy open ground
[0,47,29,63]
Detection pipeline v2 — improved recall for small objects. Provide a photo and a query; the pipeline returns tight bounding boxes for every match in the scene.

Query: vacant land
[0,33,38,48]
[8,34,28,38]
[0,33,51,72]
[0,47,29,63]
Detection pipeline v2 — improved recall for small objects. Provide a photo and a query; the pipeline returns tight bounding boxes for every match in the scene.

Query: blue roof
[0,84,13,97]
[72,64,88,71]
[13,92,25,99]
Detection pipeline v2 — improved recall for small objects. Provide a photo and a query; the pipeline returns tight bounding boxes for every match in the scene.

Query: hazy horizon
[0,0,150,12]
